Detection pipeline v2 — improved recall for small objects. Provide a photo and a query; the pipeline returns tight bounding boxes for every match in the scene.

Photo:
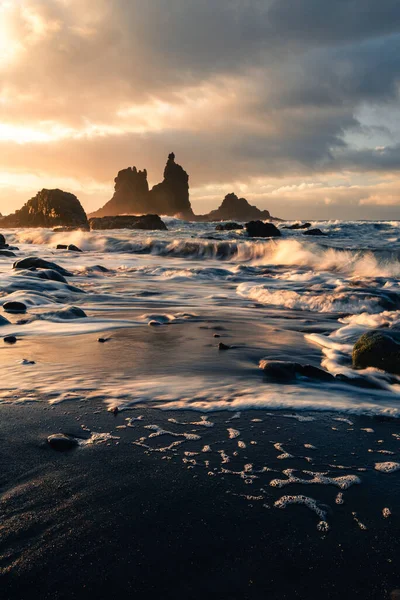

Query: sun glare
[0,2,21,67]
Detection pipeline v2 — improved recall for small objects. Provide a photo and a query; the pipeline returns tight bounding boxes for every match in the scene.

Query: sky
[1,0,400,220]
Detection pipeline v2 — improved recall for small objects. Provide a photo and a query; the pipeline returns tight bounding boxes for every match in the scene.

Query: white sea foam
[374,462,400,473]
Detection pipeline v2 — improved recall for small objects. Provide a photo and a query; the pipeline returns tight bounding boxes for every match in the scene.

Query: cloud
[1,0,400,217]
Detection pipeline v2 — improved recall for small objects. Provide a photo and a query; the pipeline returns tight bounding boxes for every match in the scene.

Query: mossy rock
[352,330,400,374]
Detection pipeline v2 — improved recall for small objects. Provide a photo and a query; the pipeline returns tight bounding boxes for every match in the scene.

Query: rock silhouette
[89,153,193,219]
[149,153,194,219]
[89,215,167,230]
[89,154,276,221]
[1,189,89,230]
[89,167,149,218]
[245,220,281,237]
[197,193,271,222]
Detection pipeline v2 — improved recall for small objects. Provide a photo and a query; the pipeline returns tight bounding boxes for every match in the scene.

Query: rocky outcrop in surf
[89,153,193,220]
[353,330,400,375]
[197,193,271,222]
[89,154,276,222]
[245,220,281,237]
[1,189,89,230]
[89,215,167,230]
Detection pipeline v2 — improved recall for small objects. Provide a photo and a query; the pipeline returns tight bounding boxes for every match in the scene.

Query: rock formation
[1,189,89,230]
[89,215,167,230]
[353,330,400,375]
[89,167,149,218]
[197,193,271,222]
[245,220,281,237]
[149,153,194,219]
[89,155,279,222]
[89,153,193,219]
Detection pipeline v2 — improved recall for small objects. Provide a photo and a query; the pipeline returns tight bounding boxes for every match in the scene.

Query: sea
[1,218,400,417]
[0,219,399,599]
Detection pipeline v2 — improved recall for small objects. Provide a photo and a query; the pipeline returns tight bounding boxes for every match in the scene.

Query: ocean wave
[9,228,400,277]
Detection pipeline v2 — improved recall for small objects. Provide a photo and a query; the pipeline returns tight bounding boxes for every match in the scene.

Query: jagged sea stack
[89,153,194,219]
[89,167,149,218]
[149,153,194,219]
[0,189,89,229]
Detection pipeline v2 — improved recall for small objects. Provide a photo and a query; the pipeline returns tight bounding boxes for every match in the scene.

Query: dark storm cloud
[1,0,400,214]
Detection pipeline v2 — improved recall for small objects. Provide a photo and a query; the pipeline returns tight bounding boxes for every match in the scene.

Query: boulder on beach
[13,257,72,276]
[0,250,16,257]
[89,214,167,230]
[47,433,78,451]
[215,222,244,231]
[3,301,27,314]
[245,220,281,238]
[260,359,334,381]
[18,268,68,283]
[42,306,87,320]
[0,189,89,230]
[303,228,326,236]
[352,330,400,375]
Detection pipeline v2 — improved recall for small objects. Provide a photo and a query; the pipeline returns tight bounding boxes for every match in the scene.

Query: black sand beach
[0,400,398,599]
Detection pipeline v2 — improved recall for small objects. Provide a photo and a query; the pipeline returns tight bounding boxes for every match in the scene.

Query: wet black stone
[3,335,17,344]
[245,220,281,238]
[13,257,72,276]
[303,228,326,236]
[47,434,78,451]
[3,301,27,314]
[218,342,231,350]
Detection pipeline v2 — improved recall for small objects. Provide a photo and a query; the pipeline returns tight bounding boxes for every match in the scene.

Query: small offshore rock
[215,222,244,231]
[218,342,231,350]
[89,214,167,231]
[3,301,27,313]
[283,222,311,230]
[0,250,16,257]
[68,244,83,252]
[213,333,221,338]
[47,433,78,451]
[4,335,17,344]
[56,244,68,250]
[0,233,6,247]
[245,220,281,238]
[303,228,326,236]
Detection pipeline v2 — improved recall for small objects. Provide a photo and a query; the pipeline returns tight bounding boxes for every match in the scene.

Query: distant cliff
[1,189,89,229]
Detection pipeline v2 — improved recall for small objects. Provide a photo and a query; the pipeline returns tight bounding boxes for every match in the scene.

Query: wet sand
[0,400,398,600]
